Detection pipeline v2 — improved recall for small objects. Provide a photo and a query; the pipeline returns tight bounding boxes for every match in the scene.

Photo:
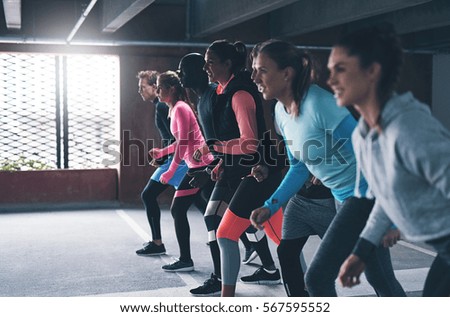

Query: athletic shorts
[282,194,336,240]
[150,157,188,190]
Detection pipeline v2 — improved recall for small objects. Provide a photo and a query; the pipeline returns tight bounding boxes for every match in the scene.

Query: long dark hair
[335,24,403,103]
[256,40,315,117]
[207,40,248,75]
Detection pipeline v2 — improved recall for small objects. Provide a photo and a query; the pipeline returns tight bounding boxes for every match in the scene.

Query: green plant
[0,156,52,171]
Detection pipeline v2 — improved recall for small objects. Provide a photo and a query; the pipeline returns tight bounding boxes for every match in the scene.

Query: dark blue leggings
[305,197,406,297]
[423,234,450,296]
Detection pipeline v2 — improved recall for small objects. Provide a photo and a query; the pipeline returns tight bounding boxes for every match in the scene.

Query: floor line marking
[116,209,150,242]
[115,209,198,287]
[398,240,437,257]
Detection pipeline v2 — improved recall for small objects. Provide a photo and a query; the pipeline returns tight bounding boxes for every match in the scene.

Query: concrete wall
[0,169,118,209]
[432,54,450,130]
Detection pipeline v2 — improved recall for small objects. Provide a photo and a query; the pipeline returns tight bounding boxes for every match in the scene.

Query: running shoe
[190,273,221,296]
[136,241,166,256]
[162,259,194,272]
[240,267,281,285]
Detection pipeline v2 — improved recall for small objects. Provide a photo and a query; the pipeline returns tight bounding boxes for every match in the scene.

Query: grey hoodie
[352,92,450,245]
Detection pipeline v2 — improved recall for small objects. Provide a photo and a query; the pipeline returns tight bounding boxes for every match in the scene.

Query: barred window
[0,53,119,169]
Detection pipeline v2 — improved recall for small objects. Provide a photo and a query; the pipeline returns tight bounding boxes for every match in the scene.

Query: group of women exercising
[143,24,450,297]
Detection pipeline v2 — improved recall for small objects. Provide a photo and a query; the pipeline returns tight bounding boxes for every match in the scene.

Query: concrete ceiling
[1,0,450,52]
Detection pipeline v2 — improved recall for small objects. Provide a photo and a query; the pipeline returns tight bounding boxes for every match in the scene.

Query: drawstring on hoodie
[366,138,375,199]
[354,123,374,199]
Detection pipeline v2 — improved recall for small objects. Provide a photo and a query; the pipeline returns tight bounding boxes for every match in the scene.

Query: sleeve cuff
[160,171,173,184]
[352,238,376,263]
[263,199,281,216]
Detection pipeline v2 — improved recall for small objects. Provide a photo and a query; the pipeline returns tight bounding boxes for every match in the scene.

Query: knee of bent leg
[170,202,183,219]
[141,185,158,204]
[216,222,241,242]
[304,262,337,295]
[304,262,323,290]
[141,188,150,203]
[216,210,249,242]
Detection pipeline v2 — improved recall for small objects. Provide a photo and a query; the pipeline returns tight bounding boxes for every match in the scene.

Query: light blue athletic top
[264,84,367,214]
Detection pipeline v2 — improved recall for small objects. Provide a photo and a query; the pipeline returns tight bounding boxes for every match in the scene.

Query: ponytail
[207,40,248,74]
[291,52,313,116]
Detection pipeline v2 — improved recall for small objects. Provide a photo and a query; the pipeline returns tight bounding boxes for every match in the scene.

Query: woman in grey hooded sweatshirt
[328,24,450,296]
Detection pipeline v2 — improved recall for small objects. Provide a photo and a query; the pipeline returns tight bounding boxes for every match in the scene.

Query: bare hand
[187,169,210,188]
[193,144,209,162]
[250,207,271,230]
[338,254,366,288]
[382,228,401,248]
[149,159,160,167]
[211,159,223,181]
[149,148,161,160]
[250,165,269,182]
[311,176,322,185]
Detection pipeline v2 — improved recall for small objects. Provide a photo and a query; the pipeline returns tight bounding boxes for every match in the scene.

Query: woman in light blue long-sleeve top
[250,39,405,297]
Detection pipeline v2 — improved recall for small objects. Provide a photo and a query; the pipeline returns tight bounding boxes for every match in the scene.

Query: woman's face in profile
[156,79,171,104]
[204,50,230,85]
[327,46,375,107]
[252,52,290,101]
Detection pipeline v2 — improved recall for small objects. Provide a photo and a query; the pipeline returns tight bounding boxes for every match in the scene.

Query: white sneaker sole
[136,251,166,256]
[240,279,281,285]
[162,266,194,272]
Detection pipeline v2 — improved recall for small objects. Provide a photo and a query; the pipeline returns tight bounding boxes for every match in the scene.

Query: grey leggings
[305,197,406,297]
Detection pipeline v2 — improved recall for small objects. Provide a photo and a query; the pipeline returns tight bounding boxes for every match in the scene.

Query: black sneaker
[240,267,281,285]
[242,246,258,265]
[190,273,221,296]
[162,259,194,272]
[136,241,166,256]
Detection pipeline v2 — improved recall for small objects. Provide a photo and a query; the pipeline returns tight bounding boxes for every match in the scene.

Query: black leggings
[141,178,209,242]
[171,167,214,263]
[277,237,309,297]
[141,180,168,241]
[217,171,283,286]
[205,173,275,278]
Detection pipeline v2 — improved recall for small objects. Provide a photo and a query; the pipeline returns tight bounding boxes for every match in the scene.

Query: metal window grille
[0,52,119,169]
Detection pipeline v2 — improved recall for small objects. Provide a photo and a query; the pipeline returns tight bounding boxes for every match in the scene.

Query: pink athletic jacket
[151,101,214,184]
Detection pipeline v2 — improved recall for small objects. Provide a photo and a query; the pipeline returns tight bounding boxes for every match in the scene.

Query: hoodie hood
[352,91,450,243]
[356,92,431,138]
[380,92,431,127]
[353,92,430,198]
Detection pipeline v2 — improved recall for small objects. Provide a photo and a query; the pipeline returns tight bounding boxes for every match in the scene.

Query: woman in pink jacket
[149,71,215,272]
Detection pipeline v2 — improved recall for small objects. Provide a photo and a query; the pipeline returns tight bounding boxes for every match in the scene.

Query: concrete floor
[0,207,436,297]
